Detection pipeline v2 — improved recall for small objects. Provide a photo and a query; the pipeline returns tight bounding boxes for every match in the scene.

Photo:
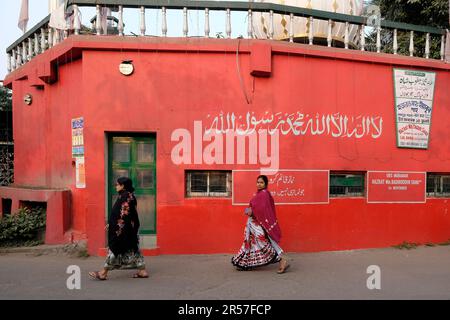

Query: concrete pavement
[1,245,450,300]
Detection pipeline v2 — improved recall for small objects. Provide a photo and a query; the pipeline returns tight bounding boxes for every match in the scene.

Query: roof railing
[6,0,447,74]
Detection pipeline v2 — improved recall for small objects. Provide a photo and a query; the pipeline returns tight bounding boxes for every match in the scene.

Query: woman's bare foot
[277,258,290,274]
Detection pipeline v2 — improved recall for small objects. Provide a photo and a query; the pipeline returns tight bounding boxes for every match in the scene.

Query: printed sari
[231,189,284,270]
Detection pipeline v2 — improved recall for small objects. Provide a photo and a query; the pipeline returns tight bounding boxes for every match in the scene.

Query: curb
[0,242,89,257]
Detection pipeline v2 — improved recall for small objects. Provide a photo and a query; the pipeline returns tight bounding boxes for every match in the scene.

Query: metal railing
[6,0,448,74]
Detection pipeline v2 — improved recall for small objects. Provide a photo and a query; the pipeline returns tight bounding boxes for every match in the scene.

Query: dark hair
[117,177,135,193]
[257,175,268,188]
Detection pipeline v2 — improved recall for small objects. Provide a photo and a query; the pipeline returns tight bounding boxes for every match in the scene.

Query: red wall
[4,36,450,255]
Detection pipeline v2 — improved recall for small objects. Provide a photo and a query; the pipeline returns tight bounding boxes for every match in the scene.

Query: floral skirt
[104,249,146,271]
[231,217,283,270]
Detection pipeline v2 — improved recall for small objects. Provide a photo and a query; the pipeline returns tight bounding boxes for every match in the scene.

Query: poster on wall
[71,117,84,157]
[72,117,85,188]
[367,171,426,203]
[75,157,86,189]
[393,69,436,149]
[232,170,329,205]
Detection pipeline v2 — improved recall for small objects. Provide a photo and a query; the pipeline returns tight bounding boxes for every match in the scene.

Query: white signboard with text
[393,69,436,149]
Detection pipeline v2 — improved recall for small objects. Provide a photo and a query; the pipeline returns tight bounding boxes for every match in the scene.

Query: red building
[1,2,450,256]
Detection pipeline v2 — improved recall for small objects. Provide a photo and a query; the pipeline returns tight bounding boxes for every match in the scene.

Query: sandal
[133,271,149,278]
[89,271,107,280]
[277,259,290,274]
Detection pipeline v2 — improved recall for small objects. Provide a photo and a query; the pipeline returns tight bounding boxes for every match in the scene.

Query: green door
[108,134,156,235]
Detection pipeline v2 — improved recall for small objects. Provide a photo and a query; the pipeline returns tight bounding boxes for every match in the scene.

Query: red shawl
[250,189,282,243]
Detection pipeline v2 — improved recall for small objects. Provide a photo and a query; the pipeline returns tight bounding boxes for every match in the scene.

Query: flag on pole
[18,0,29,33]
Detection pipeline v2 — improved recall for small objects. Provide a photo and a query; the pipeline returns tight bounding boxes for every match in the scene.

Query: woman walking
[231,175,290,274]
[89,177,149,280]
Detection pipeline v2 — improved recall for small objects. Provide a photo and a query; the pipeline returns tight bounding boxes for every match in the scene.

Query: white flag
[18,0,29,33]
[49,1,68,30]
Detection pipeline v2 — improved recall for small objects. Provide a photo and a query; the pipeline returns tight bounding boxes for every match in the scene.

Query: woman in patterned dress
[231,175,290,274]
[89,177,149,280]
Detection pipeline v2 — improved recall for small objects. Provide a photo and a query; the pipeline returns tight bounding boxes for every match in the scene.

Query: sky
[0,0,249,81]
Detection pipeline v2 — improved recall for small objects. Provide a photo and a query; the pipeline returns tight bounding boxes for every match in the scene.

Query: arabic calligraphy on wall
[204,111,383,139]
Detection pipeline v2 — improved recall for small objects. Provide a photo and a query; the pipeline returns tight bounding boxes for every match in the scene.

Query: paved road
[1,246,450,300]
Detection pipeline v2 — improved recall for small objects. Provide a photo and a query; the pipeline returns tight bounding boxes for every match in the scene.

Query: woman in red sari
[232,175,290,273]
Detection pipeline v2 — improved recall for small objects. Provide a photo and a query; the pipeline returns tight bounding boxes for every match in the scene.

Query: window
[186,171,232,197]
[426,173,450,197]
[330,172,365,197]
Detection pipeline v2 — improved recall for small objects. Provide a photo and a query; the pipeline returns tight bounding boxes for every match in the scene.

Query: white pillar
[162,7,168,37]
[118,6,124,36]
[28,38,33,60]
[7,53,11,73]
[344,22,349,49]
[360,25,365,51]
[308,17,313,45]
[269,11,274,40]
[393,29,398,54]
[425,33,430,59]
[289,14,294,43]
[140,6,146,36]
[34,33,39,56]
[327,19,332,47]
[48,27,53,48]
[41,28,47,52]
[183,7,188,37]
[247,10,252,39]
[226,9,231,39]
[376,27,381,53]
[96,5,102,36]
[409,31,414,57]
[205,8,210,38]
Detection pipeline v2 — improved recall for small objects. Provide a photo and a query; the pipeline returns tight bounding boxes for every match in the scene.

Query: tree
[0,85,12,112]
[369,0,449,58]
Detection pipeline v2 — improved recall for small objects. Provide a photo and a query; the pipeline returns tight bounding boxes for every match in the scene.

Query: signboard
[232,170,329,205]
[367,171,426,203]
[393,69,436,149]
